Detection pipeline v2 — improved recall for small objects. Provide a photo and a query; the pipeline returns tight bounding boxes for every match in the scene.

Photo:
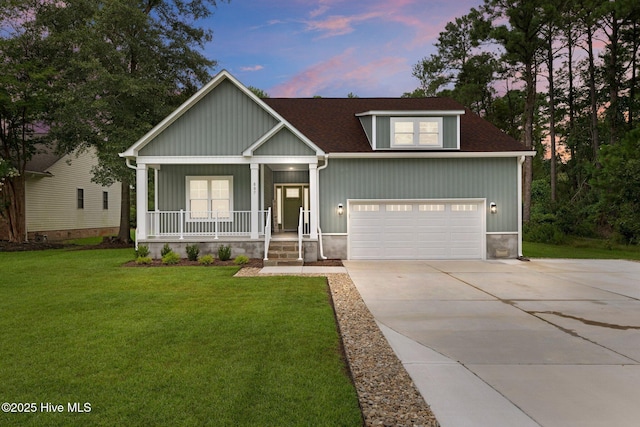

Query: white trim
[135,155,320,165]
[487,231,518,235]
[390,117,443,148]
[242,123,285,156]
[120,70,325,159]
[330,151,536,159]
[356,110,466,117]
[372,115,377,150]
[456,115,461,150]
[518,155,525,258]
[185,175,234,221]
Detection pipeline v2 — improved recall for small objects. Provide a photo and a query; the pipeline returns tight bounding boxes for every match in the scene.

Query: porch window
[391,117,442,148]
[186,176,233,220]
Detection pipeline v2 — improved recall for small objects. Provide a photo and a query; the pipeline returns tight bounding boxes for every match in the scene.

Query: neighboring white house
[1,145,121,242]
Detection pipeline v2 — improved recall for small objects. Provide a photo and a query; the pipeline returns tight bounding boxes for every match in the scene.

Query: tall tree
[44,0,228,243]
[484,0,546,222]
[0,0,55,242]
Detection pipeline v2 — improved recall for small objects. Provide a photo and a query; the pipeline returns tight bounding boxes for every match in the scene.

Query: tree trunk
[118,179,131,243]
[522,61,536,223]
[4,175,26,243]
[547,34,557,203]
[587,28,600,164]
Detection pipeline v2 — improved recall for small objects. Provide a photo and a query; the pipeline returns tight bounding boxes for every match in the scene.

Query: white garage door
[349,201,484,260]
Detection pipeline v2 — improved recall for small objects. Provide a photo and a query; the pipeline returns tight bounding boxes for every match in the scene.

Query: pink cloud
[240,65,264,72]
[270,49,407,97]
[304,12,384,38]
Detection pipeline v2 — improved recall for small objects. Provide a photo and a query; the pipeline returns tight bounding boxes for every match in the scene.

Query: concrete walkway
[259,266,347,274]
[344,259,640,427]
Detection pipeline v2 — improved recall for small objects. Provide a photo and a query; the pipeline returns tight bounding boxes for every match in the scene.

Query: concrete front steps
[264,240,303,267]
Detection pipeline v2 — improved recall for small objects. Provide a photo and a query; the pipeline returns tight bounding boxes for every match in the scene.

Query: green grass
[524,238,640,260]
[0,249,362,426]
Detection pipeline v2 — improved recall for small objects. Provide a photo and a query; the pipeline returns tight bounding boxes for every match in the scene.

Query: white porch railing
[263,208,272,260]
[146,210,268,239]
[297,208,311,261]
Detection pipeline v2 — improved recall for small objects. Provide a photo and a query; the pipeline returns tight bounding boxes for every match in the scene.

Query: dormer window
[391,117,443,148]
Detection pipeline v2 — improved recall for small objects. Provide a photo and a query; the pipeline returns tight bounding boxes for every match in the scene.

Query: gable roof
[25,144,61,176]
[120,70,324,159]
[263,98,528,153]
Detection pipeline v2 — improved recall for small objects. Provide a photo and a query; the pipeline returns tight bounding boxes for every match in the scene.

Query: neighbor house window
[186,176,233,220]
[77,189,84,209]
[391,117,443,148]
[103,191,109,210]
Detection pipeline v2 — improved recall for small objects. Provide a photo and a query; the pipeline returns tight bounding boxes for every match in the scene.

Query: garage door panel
[350,201,483,260]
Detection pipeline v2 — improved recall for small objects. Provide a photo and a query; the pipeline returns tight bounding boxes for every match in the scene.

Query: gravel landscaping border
[237,268,439,427]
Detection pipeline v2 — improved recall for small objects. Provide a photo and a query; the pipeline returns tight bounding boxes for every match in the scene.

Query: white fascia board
[250,156,319,164]
[120,70,325,159]
[136,155,321,165]
[136,156,250,165]
[242,123,286,156]
[329,151,536,159]
[356,110,466,117]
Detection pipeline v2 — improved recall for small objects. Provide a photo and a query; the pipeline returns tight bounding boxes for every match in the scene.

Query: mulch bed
[0,238,133,252]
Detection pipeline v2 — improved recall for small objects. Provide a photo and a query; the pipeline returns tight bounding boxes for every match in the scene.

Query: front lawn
[0,249,362,426]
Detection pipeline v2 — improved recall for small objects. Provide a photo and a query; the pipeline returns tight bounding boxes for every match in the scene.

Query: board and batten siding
[157,164,252,212]
[139,79,278,157]
[319,157,518,234]
[358,116,459,149]
[25,148,121,232]
[253,128,317,156]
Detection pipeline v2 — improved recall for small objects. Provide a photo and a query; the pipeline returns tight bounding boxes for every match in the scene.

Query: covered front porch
[133,159,323,262]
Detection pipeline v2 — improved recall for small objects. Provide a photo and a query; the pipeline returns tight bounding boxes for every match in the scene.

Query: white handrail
[263,207,272,261]
[297,206,303,261]
[317,226,327,260]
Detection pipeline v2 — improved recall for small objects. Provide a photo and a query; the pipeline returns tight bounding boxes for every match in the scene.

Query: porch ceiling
[267,163,310,171]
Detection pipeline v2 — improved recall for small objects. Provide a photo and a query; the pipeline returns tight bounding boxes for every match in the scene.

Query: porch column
[250,163,259,239]
[136,162,148,241]
[309,163,318,239]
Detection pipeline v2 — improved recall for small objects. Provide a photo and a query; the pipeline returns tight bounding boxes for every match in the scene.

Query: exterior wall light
[490,202,497,214]
[337,203,344,215]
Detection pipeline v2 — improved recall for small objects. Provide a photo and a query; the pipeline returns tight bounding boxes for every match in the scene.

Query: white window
[386,204,412,212]
[451,204,478,212]
[419,204,445,212]
[352,204,379,212]
[186,176,233,220]
[391,117,443,148]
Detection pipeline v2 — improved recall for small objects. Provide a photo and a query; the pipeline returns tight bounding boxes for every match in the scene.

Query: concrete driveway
[344,259,640,427]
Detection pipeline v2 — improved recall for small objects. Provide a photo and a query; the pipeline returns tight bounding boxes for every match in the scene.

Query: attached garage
[348,200,485,260]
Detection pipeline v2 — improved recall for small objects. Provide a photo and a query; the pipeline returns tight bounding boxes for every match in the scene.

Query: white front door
[349,200,485,260]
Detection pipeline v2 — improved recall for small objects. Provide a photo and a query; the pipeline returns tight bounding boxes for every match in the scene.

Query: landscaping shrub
[218,245,231,261]
[136,245,150,258]
[162,251,181,265]
[161,243,172,257]
[135,256,153,265]
[199,254,215,265]
[186,244,200,261]
[234,255,249,265]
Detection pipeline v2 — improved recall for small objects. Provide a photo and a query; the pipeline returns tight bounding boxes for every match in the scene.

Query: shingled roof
[263,97,527,153]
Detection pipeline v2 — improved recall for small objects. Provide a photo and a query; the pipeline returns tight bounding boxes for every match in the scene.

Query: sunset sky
[205,0,484,97]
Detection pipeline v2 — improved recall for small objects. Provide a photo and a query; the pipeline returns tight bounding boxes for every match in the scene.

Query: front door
[283,186,303,230]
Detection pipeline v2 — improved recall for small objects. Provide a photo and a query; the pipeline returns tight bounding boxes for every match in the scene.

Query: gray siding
[253,128,317,156]
[319,157,518,234]
[358,116,373,147]
[374,116,458,149]
[263,165,274,210]
[273,171,309,184]
[140,80,278,156]
[158,164,252,211]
